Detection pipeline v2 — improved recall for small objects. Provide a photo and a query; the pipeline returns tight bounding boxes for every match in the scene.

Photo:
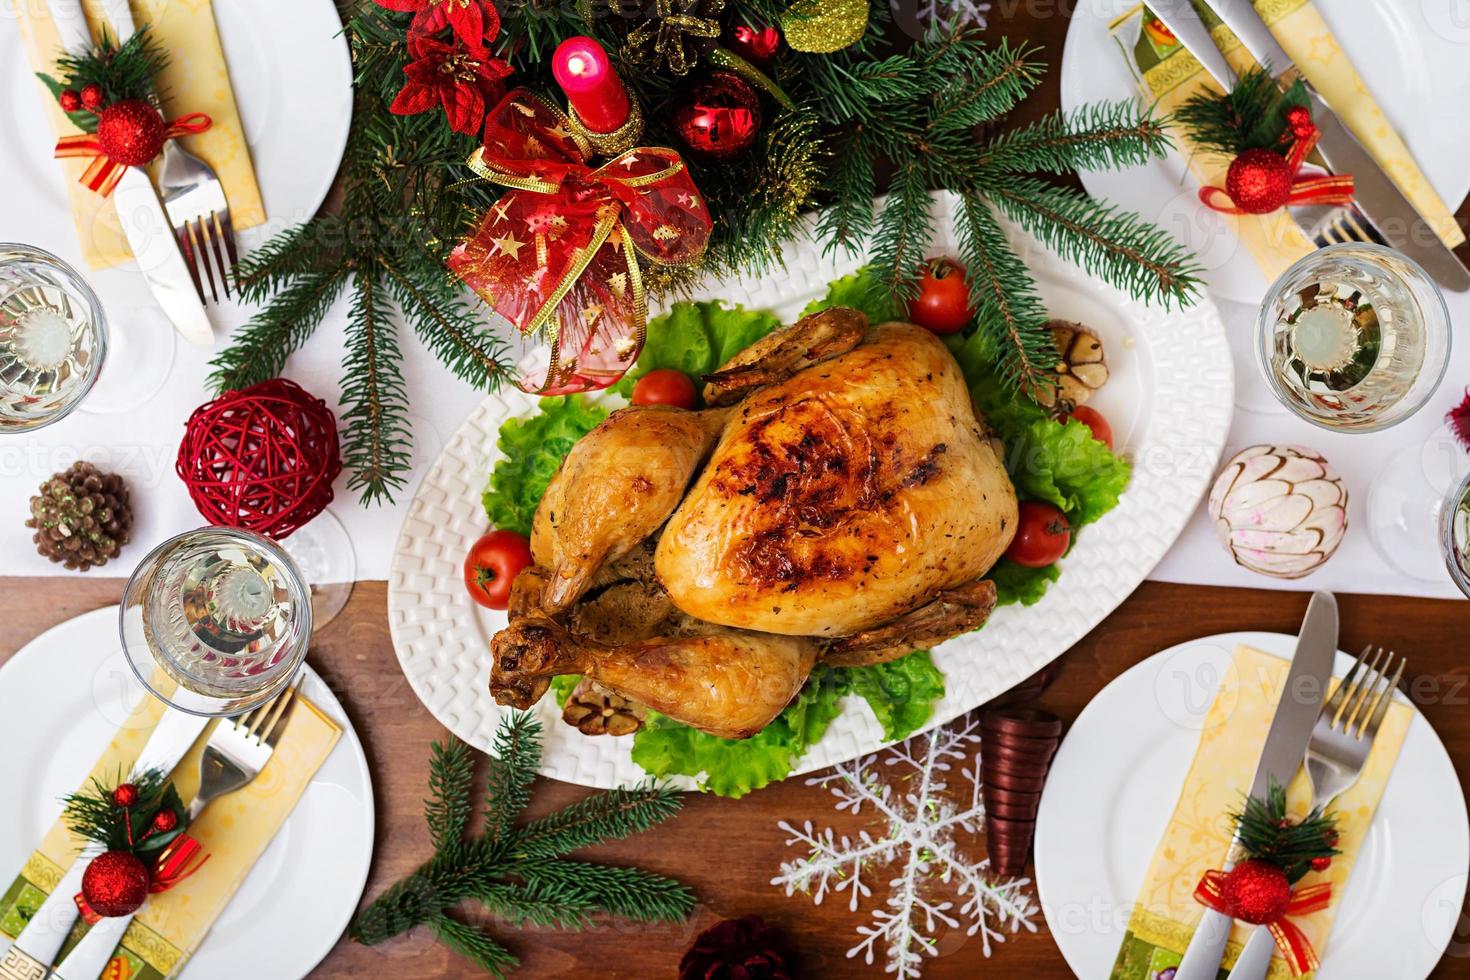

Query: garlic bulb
[1208,445,1348,579]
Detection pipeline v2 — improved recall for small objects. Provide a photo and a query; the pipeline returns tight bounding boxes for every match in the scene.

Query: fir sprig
[1233,779,1339,884]
[38,28,168,132]
[62,768,188,856]
[1174,65,1310,156]
[350,713,693,977]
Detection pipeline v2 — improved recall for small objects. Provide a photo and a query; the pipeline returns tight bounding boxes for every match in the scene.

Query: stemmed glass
[1443,471,1470,597]
[0,244,107,431]
[120,527,313,717]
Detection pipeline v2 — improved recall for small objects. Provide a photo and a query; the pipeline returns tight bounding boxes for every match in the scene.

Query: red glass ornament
[81,851,150,917]
[152,810,179,833]
[176,378,342,540]
[670,71,762,162]
[59,89,82,113]
[96,100,169,167]
[1220,859,1292,925]
[725,23,782,67]
[111,783,139,808]
[80,83,104,111]
[1223,147,1293,214]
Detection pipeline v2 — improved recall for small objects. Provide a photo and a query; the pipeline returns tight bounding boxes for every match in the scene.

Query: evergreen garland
[351,712,694,976]
[222,0,1199,500]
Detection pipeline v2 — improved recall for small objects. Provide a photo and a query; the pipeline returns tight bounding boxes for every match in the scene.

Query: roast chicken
[491,308,1019,739]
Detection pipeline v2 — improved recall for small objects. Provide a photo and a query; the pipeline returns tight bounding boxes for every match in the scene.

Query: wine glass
[120,527,313,717]
[1365,428,1469,583]
[1442,470,1470,597]
[275,508,356,628]
[1256,242,1450,432]
[0,243,107,431]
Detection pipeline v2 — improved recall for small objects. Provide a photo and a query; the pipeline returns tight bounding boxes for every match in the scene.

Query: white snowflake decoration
[772,718,1038,977]
[908,0,992,32]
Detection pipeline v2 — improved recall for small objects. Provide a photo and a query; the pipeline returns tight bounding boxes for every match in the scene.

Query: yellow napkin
[1111,2,1464,285]
[16,0,266,271]
[1111,645,1412,979]
[0,688,340,979]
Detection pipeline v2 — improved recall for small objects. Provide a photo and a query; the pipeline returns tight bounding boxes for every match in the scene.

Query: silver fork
[1293,201,1387,249]
[1226,645,1406,980]
[50,679,303,980]
[100,0,237,304]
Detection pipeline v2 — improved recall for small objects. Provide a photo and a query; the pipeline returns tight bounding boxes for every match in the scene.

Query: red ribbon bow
[1200,107,1354,215]
[1194,870,1333,976]
[54,112,212,197]
[448,88,711,395]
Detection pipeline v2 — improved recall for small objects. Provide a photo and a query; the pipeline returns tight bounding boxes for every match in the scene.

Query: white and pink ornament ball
[1208,445,1348,579]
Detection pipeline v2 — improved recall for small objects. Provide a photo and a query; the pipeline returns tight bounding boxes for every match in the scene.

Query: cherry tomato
[1064,405,1114,450]
[907,258,974,335]
[631,368,698,409]
[1005,501,1072,568]
[464,530,533,610]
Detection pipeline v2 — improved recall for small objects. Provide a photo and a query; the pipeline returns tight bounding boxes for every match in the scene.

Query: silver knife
[1146,0,1236,90]
[1200,0,1470,291]
[44,0,215,345]
[0,708,210,976]
[1173,591,1339,980]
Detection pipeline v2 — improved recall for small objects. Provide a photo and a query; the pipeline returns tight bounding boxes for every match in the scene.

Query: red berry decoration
[1285,105,1315,141]
[58,89,82,112]
[80,82,105,111]
[177,378,343,539]
[152,810,179,833]
[1310,855,1332,872]
[1220,859,1293,925]
[670,70,762,162]
[724,23,782,67]
[95,99,169,167]
[81,850,150,917]
[111,783,139,808]
[1223,147,1293,214]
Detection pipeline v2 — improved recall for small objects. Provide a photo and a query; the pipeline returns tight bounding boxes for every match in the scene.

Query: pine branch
[813,126,877,257]
[380,251,507,390]
[483,711,542,850]
[340,267,412,504]
[472,881,594,930]
[1174,66,1310,155]
[979,102,1173,175]
[429,914,519,978]
[927,37,1044,133]
[208,265,349,392]
[516,860,696,923]
[986,177,1201,309]
[953,192,1055,396]
[867,161,935,304]
[232,219,345,304]
[510,785,686,861]
[425,740,476,856]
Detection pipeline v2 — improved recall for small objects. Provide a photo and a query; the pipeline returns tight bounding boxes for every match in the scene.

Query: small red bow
[54,112,211,197]
[1194,870,1333,976]
[448,88,711,395]
[1201,106,1354,215]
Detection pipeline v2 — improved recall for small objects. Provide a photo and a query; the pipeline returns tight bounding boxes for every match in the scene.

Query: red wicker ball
[177,378,342,539]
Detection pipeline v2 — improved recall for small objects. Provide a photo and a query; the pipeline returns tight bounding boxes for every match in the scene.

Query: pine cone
[562,678,647,736]
[679,915,800,980]
[26,462,132,571]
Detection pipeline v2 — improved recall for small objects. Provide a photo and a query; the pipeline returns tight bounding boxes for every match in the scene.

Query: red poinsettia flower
[372,0,500,55]
[390,35,513,135]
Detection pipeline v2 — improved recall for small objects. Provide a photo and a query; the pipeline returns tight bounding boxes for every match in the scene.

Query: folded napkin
[1111,644,1412,979]
[0,687,340,978]
[16,0,266,271]
[1110,1,1464,285]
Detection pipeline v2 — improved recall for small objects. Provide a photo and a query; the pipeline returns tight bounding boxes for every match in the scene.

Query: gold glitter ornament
[779,0,868,53]
[623,0,725,76]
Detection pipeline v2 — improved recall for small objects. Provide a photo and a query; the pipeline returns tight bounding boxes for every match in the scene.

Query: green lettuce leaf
[1005,417,1132,528]
[845,650,945,741]
[481,396,607,536]
[801,267,902,324]
[613,300,780,398]
[989,559,1061,607]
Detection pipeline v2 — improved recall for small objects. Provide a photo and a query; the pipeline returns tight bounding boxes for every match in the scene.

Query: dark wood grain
[2,578,1467,978]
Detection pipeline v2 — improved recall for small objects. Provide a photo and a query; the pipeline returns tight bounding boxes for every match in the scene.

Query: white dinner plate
[0,0,353,312]
[387,192,1236,790]
[1059,0,1470,303]
[1034,630,1469,979]
[0,606,374,979]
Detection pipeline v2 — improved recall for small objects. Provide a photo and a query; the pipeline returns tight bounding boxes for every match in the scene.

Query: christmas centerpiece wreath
[215,0,1201,502]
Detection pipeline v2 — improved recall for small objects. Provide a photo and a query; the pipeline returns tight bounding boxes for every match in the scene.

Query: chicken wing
[823,579,999,667]
[701,307,867,406]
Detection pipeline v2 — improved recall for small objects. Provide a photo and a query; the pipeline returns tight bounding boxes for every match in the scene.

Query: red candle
[552,36,631,134]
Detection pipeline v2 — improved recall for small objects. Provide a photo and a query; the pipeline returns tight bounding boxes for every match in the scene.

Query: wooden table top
[2,579,1467,978]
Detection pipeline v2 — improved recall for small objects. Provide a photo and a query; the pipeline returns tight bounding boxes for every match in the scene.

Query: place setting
[2,0,1469,977]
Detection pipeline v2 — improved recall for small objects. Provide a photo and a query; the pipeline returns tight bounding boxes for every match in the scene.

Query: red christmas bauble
[96,99,168,166]
[59,89,82,113]
[1220,859,1292,925]
[1285,105,1314,141]
[725,23,782,67]
[152,810,179,833]
[80,83,105,111]
[111,783,139,808]
[1310,855,1332,872]
[1224,147,1293,214]
[177,378,342,540]
[670,70,763,162]
[81,851,150,917]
